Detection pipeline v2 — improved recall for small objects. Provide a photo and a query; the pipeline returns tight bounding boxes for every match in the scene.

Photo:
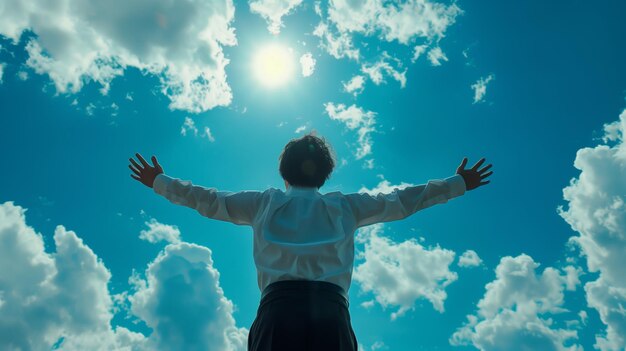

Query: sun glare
[253,44,295,88]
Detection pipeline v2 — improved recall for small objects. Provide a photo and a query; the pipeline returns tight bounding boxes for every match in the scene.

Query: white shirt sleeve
[152,173,265,226]
[345,174,467,228]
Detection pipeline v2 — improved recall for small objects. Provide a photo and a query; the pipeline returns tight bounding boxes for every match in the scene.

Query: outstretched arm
[345,157,493,228]
[128,153,264,226]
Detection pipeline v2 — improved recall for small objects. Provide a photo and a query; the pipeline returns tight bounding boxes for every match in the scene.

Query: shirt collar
[285,185,320,196]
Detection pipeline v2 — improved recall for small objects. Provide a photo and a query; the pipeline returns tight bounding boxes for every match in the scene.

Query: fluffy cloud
[0,201,145,350]
[325,0,462,44]
[471,74,495,104]
[315,0,461,68]
[249,0,303,35]
[343,75,366,96]
[139,218,181,244]
[313,21,360,61]
[0,62,5,83]
[0,201,247,350]
[299,52,316,77]
[361,53,407,88]
[353,224,458,319]
[128,243,248,351]
[427,46,448,66]
[324,102,376,160]
[458,249,483,268]
[411,44,428,63]
[0,0,237,113]
[558,109,626,350]
[450,254,582,351]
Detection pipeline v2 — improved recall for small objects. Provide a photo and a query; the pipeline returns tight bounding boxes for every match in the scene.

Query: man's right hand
[456,157,493,191]
[129,153,164,188]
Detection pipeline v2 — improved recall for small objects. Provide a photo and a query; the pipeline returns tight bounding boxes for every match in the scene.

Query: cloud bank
[314,0,462,64]
[0,0,237,113]
[558,109,626,351]
[0,201,247,350]
[451,254,582,351]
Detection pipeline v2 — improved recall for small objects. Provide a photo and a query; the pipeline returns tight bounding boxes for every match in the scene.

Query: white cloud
[312,0,462,85]
[472,74,495,104]
[450,254,583,351]
[181,116,199,136]
[313,21,360,61]
[249,0,303,35]
[139,218,181,244]
[427,46,448,66]
[128,242,248,351]
[343,75,366,96]
[361,53,407,88]
[0,0,237,113]
[371,340,388,350]
[358,177,414,196]
[458,249,483,268]
[558,109,626,350]
[601,120,621,143]
[324,102,376,159]
[353,224,458,319]
[180,117,215,142]
[294,125,306,133]
[363,159,375,169]
[0,201,247,350]
[0,63,5,83]
[299,52,316,77]
[204,126,215,142]
[411,44,428,63]
[17,70,28,81]
[325,0,462,45]
[0,201,145,350]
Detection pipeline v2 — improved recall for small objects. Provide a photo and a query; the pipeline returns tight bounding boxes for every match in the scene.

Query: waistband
[261,280,349,304]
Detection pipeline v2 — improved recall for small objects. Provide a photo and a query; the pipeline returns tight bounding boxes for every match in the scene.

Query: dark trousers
[248,280,358,351]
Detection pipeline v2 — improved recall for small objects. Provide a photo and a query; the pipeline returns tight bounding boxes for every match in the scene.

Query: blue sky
[1,1,626,350]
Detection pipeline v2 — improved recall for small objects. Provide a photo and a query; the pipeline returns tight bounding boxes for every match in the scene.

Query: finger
[481,171,493,179]
[130,174,141,181]
[478,164,492,174]
[459,157,468,169]
[128,164,141,176]
[471,158,486,171]
[129,157,143,170]
[479,180,490,186]
[151,155,160,167]
[136,153,150,168]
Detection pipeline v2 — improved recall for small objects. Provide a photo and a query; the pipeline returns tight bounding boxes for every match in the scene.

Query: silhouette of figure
[128,132,492,351]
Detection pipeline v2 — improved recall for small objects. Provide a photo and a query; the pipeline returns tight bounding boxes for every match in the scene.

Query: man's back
[151,173,467,295]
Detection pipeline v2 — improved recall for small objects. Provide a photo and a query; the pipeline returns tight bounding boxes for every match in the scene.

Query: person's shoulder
[321,190,347,198]
[262,187,284,197]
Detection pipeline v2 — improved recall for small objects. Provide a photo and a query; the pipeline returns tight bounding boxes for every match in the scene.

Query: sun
[252,44,296,88]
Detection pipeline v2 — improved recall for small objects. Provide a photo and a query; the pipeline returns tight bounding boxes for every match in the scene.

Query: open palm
[456,157,493,191]
[129,153,164,188]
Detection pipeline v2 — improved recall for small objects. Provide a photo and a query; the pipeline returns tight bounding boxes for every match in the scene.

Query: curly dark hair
[278,131,336,189]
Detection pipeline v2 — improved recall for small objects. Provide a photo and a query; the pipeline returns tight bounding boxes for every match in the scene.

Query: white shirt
[152,173,466,298]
